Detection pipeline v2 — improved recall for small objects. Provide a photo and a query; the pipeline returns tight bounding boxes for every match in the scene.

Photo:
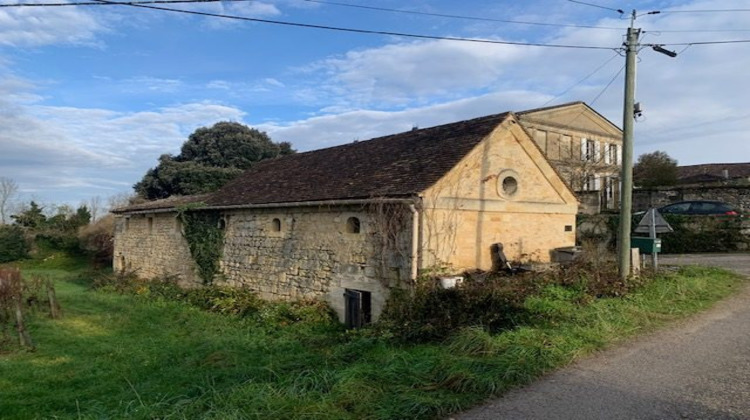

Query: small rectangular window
[148,217,154,234]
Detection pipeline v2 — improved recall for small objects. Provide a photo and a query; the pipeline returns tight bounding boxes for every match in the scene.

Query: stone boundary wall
[633,183,750,212]
[114,205,413,322]
[113,213,195,281]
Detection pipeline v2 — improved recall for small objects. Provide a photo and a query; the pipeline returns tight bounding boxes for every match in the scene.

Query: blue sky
[1,0,749,212]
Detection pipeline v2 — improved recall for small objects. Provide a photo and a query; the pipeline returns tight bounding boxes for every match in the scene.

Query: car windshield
[660,203,691,214]
[690,202,731,214]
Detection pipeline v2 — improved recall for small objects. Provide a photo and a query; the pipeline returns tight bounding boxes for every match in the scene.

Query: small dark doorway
[344,289,371,328]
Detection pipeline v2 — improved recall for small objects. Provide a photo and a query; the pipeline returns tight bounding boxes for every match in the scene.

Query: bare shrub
[78,214,114,268]
[0,268,34,349]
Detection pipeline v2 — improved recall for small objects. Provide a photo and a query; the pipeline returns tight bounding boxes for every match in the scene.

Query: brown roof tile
[112,194,211,214]
[677,163,750,183]
[205,112,510,207]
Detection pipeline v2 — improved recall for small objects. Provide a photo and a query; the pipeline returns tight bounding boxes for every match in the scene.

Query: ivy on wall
[176,204,225,284]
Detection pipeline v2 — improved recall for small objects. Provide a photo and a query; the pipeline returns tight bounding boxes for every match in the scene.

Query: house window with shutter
[606,143,618,165]
[581,138,597,161]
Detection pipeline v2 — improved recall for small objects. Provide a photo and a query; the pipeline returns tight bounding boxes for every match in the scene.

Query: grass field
[0,262,744,419]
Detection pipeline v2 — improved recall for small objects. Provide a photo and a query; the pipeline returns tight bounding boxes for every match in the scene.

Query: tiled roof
[677,163,750,184]
[112,194,212,213]
[204,112,510,207]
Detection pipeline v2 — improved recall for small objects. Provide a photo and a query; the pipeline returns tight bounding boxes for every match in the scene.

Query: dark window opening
[565,225,573,232]
[344,289,371,328]
[147,217,154,234]
[218,218,227,230]
[502,176,518,196]
[272,218,281,232]
[346,217,361,234]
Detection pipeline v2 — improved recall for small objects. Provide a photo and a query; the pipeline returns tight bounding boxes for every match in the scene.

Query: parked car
[635,200,741,217]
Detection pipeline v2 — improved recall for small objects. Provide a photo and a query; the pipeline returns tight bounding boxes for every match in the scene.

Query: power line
[540,52,621,107]
[567,0,624,14]
[646,29,750,33]
[86,0,616,50]
[662,39,750,46]
[589,64,625,106]
[659,9,750,14]
[0,0,246,6]
[5,0,748,35]
[300,0,626,31]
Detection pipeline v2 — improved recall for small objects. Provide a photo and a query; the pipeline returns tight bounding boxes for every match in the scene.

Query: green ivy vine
[177,204,225,284]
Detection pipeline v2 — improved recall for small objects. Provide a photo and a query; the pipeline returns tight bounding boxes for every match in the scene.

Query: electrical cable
[662,39,750,46]
[0,0,248,6]
[659,9,750,14]
[86,0,617,50]
[4,1,747,35]
[539,51,621,107]
[589,64,624,106]
[299,0,626,31]
[567,0,624,14]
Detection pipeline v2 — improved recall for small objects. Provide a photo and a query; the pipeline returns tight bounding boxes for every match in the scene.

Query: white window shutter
[581,138,587,160]
[616,144,622,165]
[594,176,601,191]
[594,141,601,162]
[604,143,611,164]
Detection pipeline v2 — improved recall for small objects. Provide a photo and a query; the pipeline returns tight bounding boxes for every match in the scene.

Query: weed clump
[379,256,653,342]
[88,270,337,329]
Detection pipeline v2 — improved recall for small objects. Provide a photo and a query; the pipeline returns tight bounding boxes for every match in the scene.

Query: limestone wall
[634,184,750,212]
[113,213,195,282]
[114,205,413,322]
[420,118,578,271]
[219,206,412,321]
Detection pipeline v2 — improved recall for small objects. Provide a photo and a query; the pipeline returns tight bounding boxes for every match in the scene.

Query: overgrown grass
[0,265,744,419]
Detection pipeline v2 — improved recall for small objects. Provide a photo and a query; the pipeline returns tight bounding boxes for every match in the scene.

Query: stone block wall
[114,205,414,322]
[113,213,195,282]
[634,184,750,212]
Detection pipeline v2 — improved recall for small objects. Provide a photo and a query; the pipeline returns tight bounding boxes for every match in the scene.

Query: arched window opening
[346,217,361,234]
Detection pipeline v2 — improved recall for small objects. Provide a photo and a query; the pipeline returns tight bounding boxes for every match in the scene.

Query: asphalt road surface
[456,253,750,420]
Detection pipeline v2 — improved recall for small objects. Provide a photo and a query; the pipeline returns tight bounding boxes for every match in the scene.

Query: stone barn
[113,111,578,323]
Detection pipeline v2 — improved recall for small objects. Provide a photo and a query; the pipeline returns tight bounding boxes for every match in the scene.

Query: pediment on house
[518,102,622,138]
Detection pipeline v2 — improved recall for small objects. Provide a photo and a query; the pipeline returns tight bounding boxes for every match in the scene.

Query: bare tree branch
[0,178,19,225]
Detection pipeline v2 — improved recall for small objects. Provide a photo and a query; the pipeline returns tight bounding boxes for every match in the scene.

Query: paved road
[456,253,750,420]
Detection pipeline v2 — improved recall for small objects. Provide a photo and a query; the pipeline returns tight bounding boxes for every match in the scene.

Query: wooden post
[14,295,35,349]
[46,278,61,319]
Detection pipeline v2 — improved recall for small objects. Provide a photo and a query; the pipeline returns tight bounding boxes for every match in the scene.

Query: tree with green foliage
[134,122,294,200]
[11,201,46,228]
[633,150,678,187]
[0,225,29,262]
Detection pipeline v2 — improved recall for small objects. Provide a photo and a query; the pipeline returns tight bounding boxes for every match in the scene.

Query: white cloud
[0,2,105,47]
[274,0,750,167]
[121,76,184,93]
[295,39,537,109]
[207,80,231,90]
[264,78,285,88]
[197,1,281,29]
[0,75,247,204]
[258,90,548,151]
